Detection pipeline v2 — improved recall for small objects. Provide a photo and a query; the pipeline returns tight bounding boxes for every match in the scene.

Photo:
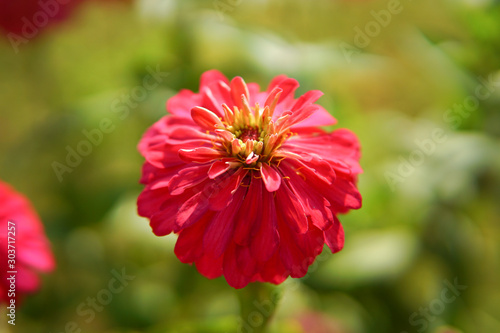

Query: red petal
[208,160,231,179]
[273,78,299,104]
[260,163,281,192]
[166,89,202,118]
[277,217,307,278]
[250,188,279,262]
[280,162,333,231]
[291,90,323,111]
[166,125,214,143]
[256,251,289,285]
[175,191,210,229]
[285,158,361,213]
[234,177,263,246]
[195,253,224,279]
[150,207,177,236]
[282,129,362,176]
[280,105,319,130]
[235,245,257,278]
[16,267,41,292]
[230,76,250,109]
[200,70,232,113]
[275,183,308,234]
[223,242,253,289]
[277,219,323,278]
[168,164,211,195]
[246,83,261,105]
[178,147,225,163]
[215,81,233,110]
[174,212,214,263]
[201,87,224,117]
[200,70,229,88]
[324,216,344,253]
[264,87,283,117]
[215,129,234,141]
[137,186,170,217]
[291,90,337,127]
[293,155,336,185]
[266,74,288,92]
[203,186,246,258]
[191,106,223,130]
[323,175,362,211]
[208,169,247,210]
[291,105,337,128]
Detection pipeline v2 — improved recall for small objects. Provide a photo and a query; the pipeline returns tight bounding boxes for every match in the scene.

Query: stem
[236,282,281,333]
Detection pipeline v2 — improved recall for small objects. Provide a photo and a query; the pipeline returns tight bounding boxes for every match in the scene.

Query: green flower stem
[236,282,281,333]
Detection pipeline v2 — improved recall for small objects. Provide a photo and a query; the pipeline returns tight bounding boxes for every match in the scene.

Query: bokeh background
[1,0,500,332]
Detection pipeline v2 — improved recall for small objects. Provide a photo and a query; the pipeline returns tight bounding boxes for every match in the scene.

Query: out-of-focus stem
[236,282,281,333]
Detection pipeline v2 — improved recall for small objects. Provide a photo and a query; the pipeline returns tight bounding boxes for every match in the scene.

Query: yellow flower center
[217,95,289,167]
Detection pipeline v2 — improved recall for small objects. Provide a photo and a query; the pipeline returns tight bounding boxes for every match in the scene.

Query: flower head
[0,180,55,303]
[0,0,82,37]
[0,0,131,39]
[138,70,362,288]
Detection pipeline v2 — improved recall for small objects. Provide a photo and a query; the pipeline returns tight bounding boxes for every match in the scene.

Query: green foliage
[1,0,499,332]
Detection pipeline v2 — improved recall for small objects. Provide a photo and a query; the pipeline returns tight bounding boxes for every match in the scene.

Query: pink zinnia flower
[137,70,362,288]
[0,180,55,303]
[0,0,131,39]
[0,0,83,37]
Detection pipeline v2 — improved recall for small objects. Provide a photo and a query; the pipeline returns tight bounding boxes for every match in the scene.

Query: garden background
[1,0,499,332]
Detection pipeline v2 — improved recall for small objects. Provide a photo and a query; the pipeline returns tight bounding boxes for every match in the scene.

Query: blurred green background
[1,0,499,332]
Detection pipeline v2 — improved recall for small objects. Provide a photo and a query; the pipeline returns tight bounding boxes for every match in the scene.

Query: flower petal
[195,252,223,279]
[174,212,214,263]
[250,188,279,262]
[291,105,337,128]
[286,89,337,128]
[275,183,308,234]
[267,76,298,101]
[208,160,231,179]
[178,147,225,163]
[280,162,333,231]
[137,185,170,217]
[325,175,362,211]
[260,163,281,192]
[264,87,283,117]
[201,87,224,117]
[230,76,250,109]
[175,191,210,229]
[15,267,41,293]
[203,186,246,258]
[235,245,257,278]
[278,219,324,278]
[208,169,247,210]
[283,129,362,176]
[223,242,253,289]
[291,90,323,111]
[166,89,202,118]
[279,105,319,130]
[234,177,263,246]
[191,106,223,130]
[168,164,211,195]
[149,207,177,236]
[324,216,345,253]
[256,251,288,285]
[277,216,307,278]
[200,69,229,88]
